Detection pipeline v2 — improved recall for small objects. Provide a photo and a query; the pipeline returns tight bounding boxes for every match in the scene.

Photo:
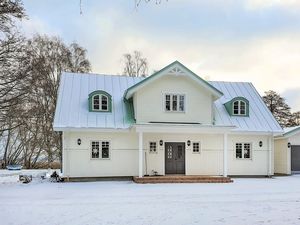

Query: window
[193,142,200,153]
[165,94,185,112]
[232,100,247,116]
[224,97,249,117]
[89,90,112,112]
[149,142,157,153]
[235,143,251,159]
[91,141,110,159]
[92,94,109,111]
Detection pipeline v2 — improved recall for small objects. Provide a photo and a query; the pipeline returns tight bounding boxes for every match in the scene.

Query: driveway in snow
[0,171,300,225]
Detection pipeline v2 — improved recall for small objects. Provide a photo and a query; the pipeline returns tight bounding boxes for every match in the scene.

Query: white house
[53,61,283,179]
[275,126,300,175]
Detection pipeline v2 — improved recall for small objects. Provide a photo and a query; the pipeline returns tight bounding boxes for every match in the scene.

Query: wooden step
[133,176,233,184]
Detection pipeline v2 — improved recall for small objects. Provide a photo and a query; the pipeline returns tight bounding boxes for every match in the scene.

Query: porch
[133,175,233,183]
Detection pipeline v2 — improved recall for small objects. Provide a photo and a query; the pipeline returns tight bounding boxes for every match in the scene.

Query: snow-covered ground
[0,171,300,225]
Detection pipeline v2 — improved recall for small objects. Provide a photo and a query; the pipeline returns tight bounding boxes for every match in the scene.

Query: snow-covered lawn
[1,171,300,225]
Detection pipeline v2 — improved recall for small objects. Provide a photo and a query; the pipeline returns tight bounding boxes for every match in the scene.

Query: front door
[165,142,185,174]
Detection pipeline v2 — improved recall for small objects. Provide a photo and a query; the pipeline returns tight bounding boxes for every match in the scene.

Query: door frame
[164,142,186,175]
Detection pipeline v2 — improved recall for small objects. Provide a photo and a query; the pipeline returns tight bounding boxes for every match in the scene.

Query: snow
[1,171,300,225]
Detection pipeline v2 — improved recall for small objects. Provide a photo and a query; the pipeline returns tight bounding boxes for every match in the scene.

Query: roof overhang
[53,127,130,133]
[275,126,300,139]
[124,61,223,100]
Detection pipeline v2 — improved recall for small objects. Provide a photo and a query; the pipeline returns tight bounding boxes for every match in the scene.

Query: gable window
[89,90,112,112]
[232,100,247,116]
[165,94,185,112]
[193,142,200,153]
[91,141,110,159]
[235,143,251,159]
[149,142,157,153]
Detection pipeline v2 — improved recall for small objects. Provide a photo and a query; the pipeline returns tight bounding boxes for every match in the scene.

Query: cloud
[245,0,300,10]
[282,88,300,112]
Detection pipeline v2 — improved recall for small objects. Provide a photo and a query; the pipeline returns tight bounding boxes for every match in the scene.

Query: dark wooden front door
[165,142,185,174]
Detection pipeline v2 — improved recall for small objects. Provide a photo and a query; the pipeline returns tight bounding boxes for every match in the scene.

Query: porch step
[133,175,233,184]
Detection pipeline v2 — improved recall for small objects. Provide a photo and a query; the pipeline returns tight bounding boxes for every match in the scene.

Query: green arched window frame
[224,97,249,117]
[88,90,112,112]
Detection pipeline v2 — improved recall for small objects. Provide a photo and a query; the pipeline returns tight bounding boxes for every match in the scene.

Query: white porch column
[223,133,228,177]
[268,135,273,177]
[138,132,143,178]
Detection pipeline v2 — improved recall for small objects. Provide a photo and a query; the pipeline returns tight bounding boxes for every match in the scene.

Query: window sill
[90,158,111,160]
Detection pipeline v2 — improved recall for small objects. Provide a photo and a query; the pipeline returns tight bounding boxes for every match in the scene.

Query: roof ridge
[62,71,146,78]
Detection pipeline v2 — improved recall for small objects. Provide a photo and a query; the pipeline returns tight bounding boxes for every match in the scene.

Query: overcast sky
[21,0,300,111]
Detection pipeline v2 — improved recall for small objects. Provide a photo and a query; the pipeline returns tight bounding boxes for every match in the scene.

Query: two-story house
[53,61,283,179]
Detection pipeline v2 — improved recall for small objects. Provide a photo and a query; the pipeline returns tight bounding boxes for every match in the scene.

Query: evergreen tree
[263,90,292,128]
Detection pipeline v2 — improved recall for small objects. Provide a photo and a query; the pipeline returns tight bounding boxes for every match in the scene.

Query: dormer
[89,90,112,112]
[224,97,249,117]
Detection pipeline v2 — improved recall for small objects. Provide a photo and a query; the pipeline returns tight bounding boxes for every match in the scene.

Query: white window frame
[149,141,157,153]
[192,142,201,154]
[235,142,252,160]
[232,100,246,116]
[90,140,111,160]
[164,93,185,112]
[92,94,109,112]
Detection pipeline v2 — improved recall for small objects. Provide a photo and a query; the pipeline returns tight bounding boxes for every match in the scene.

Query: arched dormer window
[89,90,112,112]
[224,97,249,117]
[233,100,246,115]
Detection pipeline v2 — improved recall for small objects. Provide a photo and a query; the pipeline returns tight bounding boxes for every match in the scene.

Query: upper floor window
[233,100,246,116]
[88,90,112,112]
[165,94,185,112]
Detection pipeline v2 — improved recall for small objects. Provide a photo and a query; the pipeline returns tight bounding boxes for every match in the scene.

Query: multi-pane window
[193,142,200,153]
[233,100,246,115]
[165,94,185,112]
[91,141,100,158]
[101,141,109,158]
[91,141,110,159]
[149,142,157,153]
[92,94,109,111]
[235,143,251,159]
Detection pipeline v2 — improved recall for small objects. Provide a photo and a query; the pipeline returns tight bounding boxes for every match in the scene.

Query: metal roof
[210,81,282,133]
[53,72,283,133]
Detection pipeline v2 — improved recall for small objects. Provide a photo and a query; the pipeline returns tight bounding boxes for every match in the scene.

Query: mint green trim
[88,90,112,112]
[124,98,135,124]
[283,126,300,137]
[224,97,249,117]
[124,60,223,99]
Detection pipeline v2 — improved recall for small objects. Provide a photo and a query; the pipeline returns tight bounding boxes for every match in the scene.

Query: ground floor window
[149,142,157,153]
[235,143,251,159]
[91,141,110,159]
[192,142,200,153]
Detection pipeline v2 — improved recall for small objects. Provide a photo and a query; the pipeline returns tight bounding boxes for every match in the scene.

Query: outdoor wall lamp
[259,141,263,147]
[288,142,291,148]
[159,140,163,146]
[187,140,191,146]
[77,138,81,145]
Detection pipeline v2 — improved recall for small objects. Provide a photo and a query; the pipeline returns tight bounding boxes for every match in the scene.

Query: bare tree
[0,0,26,33]
[122,50,148,77]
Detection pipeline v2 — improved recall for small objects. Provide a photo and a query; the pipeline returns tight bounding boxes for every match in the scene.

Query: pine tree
[262,90,292,128]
